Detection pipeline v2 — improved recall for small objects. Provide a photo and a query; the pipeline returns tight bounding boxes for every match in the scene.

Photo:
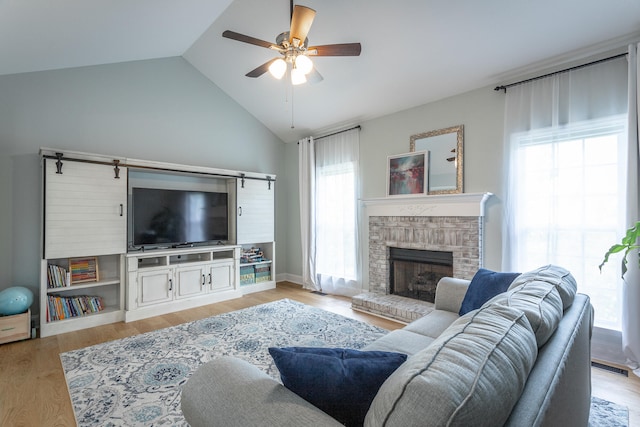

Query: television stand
[125,245,242,322]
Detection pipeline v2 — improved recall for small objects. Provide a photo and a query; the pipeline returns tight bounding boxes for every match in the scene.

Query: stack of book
[255,264,271,283]
[47,264,70,288]
[47,294,104,321]
[240,265,255,285]
[240,247,266,264]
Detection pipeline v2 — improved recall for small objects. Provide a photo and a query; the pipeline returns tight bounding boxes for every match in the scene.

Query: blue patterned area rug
[589,396,629,427]
[60,299,388,426]
[60,298,629,427]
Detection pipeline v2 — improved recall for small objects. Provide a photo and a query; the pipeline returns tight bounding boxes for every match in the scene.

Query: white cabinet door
[44,159,127,258]
[209,261,234,292]
[236,178,274,244]
[137,269,173,306]
[175,265,207,299]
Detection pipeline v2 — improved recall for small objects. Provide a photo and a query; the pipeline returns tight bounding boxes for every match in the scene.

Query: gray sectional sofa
[181,265,594,427]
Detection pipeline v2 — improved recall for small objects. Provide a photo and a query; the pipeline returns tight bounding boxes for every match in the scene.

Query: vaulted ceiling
[1,0,639,142]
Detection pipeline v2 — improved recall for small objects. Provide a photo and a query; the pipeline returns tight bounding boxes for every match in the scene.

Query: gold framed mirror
[410,125,463,195]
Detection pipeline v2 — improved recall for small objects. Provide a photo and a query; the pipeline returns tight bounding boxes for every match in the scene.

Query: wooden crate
[0,309,31,344]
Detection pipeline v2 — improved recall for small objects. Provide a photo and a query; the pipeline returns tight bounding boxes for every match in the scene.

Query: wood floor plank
[0,282,636,426]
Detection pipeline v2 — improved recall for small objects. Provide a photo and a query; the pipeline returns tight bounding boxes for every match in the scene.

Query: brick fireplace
[352,193,492,322]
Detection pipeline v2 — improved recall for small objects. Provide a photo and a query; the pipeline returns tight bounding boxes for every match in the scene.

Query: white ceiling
[1,1,639,143]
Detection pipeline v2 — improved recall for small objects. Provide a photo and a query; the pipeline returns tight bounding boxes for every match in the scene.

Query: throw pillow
[268,347,407,427]
[459,268,521,315]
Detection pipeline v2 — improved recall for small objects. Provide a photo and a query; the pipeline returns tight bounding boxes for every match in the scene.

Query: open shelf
[46,305,121,323]
[46,279,121,294]
[169,252,212,265]
[239,259,273,267]
[41,254,125,337]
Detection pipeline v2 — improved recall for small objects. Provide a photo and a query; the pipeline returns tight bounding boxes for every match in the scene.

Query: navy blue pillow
[268,347,407,427]
[459,268,521,316]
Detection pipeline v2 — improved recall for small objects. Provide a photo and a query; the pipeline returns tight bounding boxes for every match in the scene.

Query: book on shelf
[69,257,99,284]
[47,264,70,288]
[240,247,269,264]
[46,294,105,322]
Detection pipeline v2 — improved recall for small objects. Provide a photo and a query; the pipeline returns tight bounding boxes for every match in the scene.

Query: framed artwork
[69,257,99,284]
[387,151,429,196]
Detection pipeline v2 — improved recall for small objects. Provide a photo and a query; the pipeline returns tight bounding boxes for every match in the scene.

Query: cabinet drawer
[0,309,30,344]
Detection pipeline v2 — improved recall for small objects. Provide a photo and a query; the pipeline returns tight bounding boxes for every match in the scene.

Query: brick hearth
[351,292,434,323]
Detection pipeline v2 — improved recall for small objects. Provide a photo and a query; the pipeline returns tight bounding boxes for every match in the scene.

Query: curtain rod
[494,52,628,93]
[314,125,361,141]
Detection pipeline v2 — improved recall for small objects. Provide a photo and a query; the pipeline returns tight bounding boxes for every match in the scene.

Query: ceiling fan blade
[307,67,323,85]
[246,58,278,78]
[222,30,276,49]
[289,5,316,46]
[308,43,362,56]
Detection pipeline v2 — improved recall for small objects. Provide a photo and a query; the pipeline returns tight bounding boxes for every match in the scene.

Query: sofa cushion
[403,309,460,338]
[363,329,436,356]
[365,304,538,427]
[459,268,521,315]
[509,264,577,309]
[486,281,563,347]
[269,347,407,427]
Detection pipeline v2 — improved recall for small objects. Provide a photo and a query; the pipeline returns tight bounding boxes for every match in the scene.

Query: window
[315,161,357,281]
[511,117,627,329]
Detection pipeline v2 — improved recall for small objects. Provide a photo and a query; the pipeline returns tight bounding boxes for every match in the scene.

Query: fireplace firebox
[389,248,453,303]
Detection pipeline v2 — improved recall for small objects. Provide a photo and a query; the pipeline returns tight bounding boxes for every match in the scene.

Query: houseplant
[599,221,640,279]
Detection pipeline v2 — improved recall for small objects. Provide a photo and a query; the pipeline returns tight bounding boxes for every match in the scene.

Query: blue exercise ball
[0,286,34,316]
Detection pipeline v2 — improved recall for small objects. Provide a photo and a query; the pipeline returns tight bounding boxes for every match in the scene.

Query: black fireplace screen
[389,248,453,303]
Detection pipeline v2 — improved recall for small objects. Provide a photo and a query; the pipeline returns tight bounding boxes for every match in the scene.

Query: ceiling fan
[222,1,361,85]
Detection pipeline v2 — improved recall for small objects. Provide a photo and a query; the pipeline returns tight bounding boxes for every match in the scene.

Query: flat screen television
[131,187,229,249]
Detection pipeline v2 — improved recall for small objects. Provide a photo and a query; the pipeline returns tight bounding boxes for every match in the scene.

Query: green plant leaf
[599,221,640,280]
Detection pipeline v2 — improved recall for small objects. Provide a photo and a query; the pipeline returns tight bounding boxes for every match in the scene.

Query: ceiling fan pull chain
[291,85,295,129]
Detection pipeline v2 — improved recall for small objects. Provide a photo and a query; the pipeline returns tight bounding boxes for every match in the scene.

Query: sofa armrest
[181,356,344,427]
[434,277,470,313]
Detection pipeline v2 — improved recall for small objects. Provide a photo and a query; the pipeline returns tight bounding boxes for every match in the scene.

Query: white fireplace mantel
[362,192,493,218]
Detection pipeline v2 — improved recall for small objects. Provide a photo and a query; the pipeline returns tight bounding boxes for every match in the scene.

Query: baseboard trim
[276,273,302,285]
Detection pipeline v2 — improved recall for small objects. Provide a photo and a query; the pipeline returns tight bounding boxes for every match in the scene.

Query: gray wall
[0,57,288,316]
[0,54,511,313]
[285,86,507,287]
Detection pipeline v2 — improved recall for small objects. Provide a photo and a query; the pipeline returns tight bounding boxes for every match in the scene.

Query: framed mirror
[410,125,463,195]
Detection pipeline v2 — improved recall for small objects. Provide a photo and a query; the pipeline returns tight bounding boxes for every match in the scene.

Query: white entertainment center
[39,148,276,337]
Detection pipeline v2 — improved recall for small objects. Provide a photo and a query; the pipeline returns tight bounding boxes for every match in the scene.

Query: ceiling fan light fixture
[295,54,313,75]
[268,58,287,79]
[222,3,361,86]
[291,67,307,85]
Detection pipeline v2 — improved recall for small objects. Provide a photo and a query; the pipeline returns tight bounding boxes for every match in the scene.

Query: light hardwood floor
[0,282,638,426]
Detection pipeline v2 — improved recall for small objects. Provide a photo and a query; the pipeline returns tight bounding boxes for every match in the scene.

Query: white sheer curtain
[314,129,361,296]
[298,136,318,291]
[502,54,635,369]
[623,43,640,375]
